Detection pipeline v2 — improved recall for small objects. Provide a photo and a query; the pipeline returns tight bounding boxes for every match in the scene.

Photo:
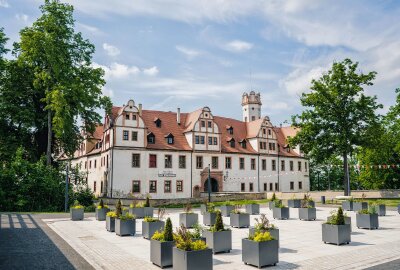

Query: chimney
[177,108,181,125]
[138,104,142,116]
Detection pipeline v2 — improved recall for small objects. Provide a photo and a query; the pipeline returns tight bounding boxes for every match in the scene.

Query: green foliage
[72,200,83,209]
[99,199,104,209]
[183,203,193,213]
[144,195,150,207]
[274,200,285,208]
[118,213,135,221]
[164,218,173,241]
[271,192,276,201]
[249,231,274,242]
[115,199,122,217]
[144,216,158,222]
[291,59,382,194]
[327,207,345,225]
[151,230,165,241]
[254,214,275,232]
[106,211,117,218]
[191,240,207,250]
[231,204,243,214]
[175,225,207,251]
[359,206,377,215]
[191,223,204,239]
[211,211,225,232]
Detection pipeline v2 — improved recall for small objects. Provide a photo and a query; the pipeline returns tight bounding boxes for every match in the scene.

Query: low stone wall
[99,192,267,207]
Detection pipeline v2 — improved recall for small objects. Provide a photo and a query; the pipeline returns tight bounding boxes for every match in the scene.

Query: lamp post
[65,162,69,213]
[207,164,212,203]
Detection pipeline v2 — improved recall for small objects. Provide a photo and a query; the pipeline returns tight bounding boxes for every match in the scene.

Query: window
[125,114,130,120]
[94,181,97,192]
[263,183,267,191]
[165,155,172,168]
[106,155,108,168]
[249,183,254,192]
[263,128,266,135]
[298,161,302,171]
[225,157,232,169]
[272,160,276,171]
[241,140,247,148]
[132,180,140,193]
[200,136,205,144]
[269,183,273,191]
[94,159,97,168]
[201,120,205,127]
[241,183,245,192]
[179,156,186,169]
[281,160,285,171]
[196,156,203,169]
[275,183,278,191]
[100,181,103,194]
[132,154,140,168]
[239,158,245,170]
[290,181,294,190]
[208,137,213,145]
[176,180,183,192]
[132,114,137,120]
[251,116,255,121]
[149,180,157,193]
[89,160,92,169]
[123,130,129,140]
[229,139,235,148]
[290,161,294,171]
[262,159,266,170]
[299,181,303,190]
[305,162,308,172]
[166,136,174,144]
[259,142,263,149]
[195,136,200,144]
[131,131,138,141]
[208,121,212,128]
[149,154,157,168]
[85,161,87,169]
[251,158,256,170]
[227,127,233,134]
[268,129,271,135]
[155,118,162,127]
[212,156,218,169]
[147,133,155,144]
[263,142,267,149]
[164,180,171,193]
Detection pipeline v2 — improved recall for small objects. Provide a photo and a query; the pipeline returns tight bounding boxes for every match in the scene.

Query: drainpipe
[257,154,260,192]
[190,152,193,198]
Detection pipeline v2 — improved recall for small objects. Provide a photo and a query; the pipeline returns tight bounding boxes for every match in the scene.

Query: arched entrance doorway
[204,178,219,192]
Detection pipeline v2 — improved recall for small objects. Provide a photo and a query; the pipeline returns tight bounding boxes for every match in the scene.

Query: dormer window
[154,118,162,128]
[125,114,130,120]
[165,133,174,144]
[147,132,155,144]
[239,139,246,149]
[227,137,235,148]
[226,125,233,135]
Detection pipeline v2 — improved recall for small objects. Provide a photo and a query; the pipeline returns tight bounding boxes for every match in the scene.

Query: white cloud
[0,0,9,8]
[93,62,140,79]
[143,66,159,76]
[102,86,114,98]
[103,43,120,57]
[15,13,28,22]
[175,46,201,59]
[224,40,253,52]
[281,66,326,96]
[77,23,104,36]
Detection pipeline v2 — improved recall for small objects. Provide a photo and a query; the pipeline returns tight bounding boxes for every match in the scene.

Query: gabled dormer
[239,139,247,149]
[165,133,174,144]
[227,137,235,148]
[154,117,162,128]
[147,132,155,144]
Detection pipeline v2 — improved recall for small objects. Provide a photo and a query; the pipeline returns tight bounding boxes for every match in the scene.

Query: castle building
[71,91,310,198]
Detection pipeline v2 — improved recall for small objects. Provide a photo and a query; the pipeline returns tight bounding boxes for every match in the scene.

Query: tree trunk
[46,110,52,166]
[343,152,350,196]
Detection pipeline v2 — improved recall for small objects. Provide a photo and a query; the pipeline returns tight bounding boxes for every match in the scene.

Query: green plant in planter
[107,211,117,218]
[254,214,276,232]
[151,217,174,242]
[274,200,286,208]
[175,225,207,251]
[144,195,151,207]
[271,192,276,201]
[248,231,274,242]
[326,207,345,225]
[116,199,122,217]
[206,203,217,213]
[118,213,136,221]
[301,194,314,208]
[359,206,377,215]
[145,208,165,222]
[72,200,84,209]
[210,211,228,232]
[231,204,243,214]
[190,223,204,239]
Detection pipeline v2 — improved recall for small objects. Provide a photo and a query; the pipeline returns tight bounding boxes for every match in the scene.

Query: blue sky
[1,0,400,125]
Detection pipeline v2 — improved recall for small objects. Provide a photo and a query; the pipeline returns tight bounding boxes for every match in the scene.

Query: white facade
[71,92,310,199]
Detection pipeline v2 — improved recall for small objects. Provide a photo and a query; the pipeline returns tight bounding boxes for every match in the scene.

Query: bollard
[321,196,326,204]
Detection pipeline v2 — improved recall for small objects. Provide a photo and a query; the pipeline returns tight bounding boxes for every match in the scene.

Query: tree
[213,211,224,232]
[291,59,382,195]
[164,217,173,242]
[14,0,111,164]
[116,199,122,217]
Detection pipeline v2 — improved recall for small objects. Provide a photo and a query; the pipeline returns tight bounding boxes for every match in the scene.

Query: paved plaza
[38,205,400,270]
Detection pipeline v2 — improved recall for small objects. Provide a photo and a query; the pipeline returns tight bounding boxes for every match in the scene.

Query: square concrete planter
[327,216,351,232]
[172,247,213,270]
[356,213,379,230]
[322,224,351,245]
[179,213,199,228]
[342,201,353,211]
[268,201,275,210]
[245,204,260,215]
[129,207,145,219]
[298,208,316,221]
[249,227,279,246]
[230,213,250,228]
[273,207,289,220]
[203,229,232,254]
[106,216,115,232]
[150,239,174,268]
[353,202,368,212]
[218,205,234,217]
[242,238,278,268]
[115,219,136,236]
[377,204,386,216]
[144,207,154,217]
[203,212,217,226]
[70,208,84,221]
[142,220,165,239]
[287,199,301,208]
[200,204,207,215]
[95,208,109,221]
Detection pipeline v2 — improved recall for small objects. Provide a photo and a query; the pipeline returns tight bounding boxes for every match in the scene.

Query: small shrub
[157,208,166,220]
[254,213,275,233]
[274,200,285,208]
[249,231,274,242]
[164,218,173,241]
[210,211,225,232]
[327,207,345,225]
[116,199,122,217]
[118,213,135,221]
[107,211,117,218]
[206,203,216,213]
[72,200,83,209]
[271,192,276,201]
[144,216,158,222]
[175,225,207,251]
[191,223,204,239]
[151,230,165,241]
[191,240,207,250]
[231,204,243,214]
[144,195,150,207]
[99,199,104,208]
[183,203,193,213]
